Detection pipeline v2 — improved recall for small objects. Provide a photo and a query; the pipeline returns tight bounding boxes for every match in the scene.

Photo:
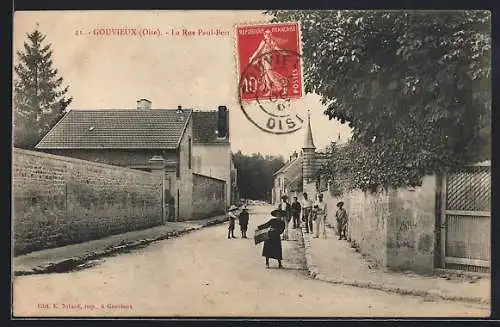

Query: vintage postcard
[11,10,491,318]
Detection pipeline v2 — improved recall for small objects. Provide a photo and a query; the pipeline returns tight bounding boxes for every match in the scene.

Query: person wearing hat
[290,196,302,229]
[227,205,239,239]
[238,205,250,238]
[257,208,286,268]
[335,201,348,240]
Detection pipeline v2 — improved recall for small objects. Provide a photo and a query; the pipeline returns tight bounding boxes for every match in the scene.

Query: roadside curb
[14,216,228,276]
[299,227,489,306]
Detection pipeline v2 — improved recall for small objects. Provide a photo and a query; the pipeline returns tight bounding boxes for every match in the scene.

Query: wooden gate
[440,162,491,272]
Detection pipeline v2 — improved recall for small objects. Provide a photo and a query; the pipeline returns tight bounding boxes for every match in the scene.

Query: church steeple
[302,110,316,150]
[301,110,317,187]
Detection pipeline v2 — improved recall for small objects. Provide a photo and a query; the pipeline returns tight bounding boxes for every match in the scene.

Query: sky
[13,10,352,159]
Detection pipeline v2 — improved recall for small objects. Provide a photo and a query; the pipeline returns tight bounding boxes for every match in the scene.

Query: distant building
[272,112,328,204]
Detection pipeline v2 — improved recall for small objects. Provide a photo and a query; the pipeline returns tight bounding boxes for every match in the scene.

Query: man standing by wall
[302,192,313,233]
[290,196,302,229]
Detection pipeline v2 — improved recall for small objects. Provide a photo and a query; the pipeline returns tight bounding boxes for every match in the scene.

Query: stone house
[272,152,301,204]
[272,113,328,205]
[35,99,232,221]
[191,107,237,207]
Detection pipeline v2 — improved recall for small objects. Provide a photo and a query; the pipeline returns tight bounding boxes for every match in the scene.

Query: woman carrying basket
[256,208,286,269]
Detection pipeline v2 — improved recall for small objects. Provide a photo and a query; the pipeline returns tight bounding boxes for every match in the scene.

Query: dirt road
[12,205,488,317]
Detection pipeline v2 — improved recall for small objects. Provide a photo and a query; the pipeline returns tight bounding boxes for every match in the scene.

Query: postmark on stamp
[235,22,305,135]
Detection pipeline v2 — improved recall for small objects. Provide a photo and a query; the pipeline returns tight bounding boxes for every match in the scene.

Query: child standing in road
[227,205,238,239]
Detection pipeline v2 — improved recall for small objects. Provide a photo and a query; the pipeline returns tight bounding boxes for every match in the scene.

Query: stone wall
[324,189,388,267]
[386,176,437,274]
[321,175,437,274]
[192,173,226,220]
[12,148,163,255]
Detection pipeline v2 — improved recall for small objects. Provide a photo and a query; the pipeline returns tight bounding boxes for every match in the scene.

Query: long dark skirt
[262,235,282,260]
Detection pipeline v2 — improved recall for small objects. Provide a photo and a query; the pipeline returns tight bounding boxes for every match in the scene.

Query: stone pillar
[148,156,166,224]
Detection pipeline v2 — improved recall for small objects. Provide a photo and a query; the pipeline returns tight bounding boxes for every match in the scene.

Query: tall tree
[233,151,284,201]
[14,27,73,149]
[269,10,491,190]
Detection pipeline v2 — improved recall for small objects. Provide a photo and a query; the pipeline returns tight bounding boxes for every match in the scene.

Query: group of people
[226,204,250,239]
[277,192,330,239]
[225,194,349,269]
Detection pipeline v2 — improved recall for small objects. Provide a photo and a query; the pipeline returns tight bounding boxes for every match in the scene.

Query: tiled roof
[192,111,229,144]
[273,160,292,176]
[274,153,302,176]
[287,171,303,191]
[35,109,192,149]
[284,157,303,183]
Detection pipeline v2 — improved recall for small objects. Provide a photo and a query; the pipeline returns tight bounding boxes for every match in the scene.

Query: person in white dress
[313,193,328,239]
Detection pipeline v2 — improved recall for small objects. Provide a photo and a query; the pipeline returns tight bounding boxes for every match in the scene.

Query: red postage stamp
[236,22,303,103]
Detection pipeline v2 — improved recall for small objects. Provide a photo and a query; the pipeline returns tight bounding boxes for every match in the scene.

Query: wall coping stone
[13,148,156,177]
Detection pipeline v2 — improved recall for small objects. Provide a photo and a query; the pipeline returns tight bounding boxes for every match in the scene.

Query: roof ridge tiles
[35,109,193,150]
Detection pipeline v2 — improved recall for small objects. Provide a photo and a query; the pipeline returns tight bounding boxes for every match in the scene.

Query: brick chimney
[217,105,228,138]
[137,99,152,110]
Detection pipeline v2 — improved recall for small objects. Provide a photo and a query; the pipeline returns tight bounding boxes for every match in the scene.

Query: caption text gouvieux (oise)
[74,27,232,38]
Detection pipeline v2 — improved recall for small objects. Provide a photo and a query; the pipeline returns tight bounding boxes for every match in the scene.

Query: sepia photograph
[11,9,491,318]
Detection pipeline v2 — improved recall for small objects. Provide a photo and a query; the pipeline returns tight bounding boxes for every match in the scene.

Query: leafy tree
[14,28,73,149]
[233,151,284,201]
[269,10,491,191]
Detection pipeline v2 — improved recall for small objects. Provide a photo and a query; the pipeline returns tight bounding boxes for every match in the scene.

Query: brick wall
[322,175,437,274]
[192,173,226,220]
[12,148,163,255]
